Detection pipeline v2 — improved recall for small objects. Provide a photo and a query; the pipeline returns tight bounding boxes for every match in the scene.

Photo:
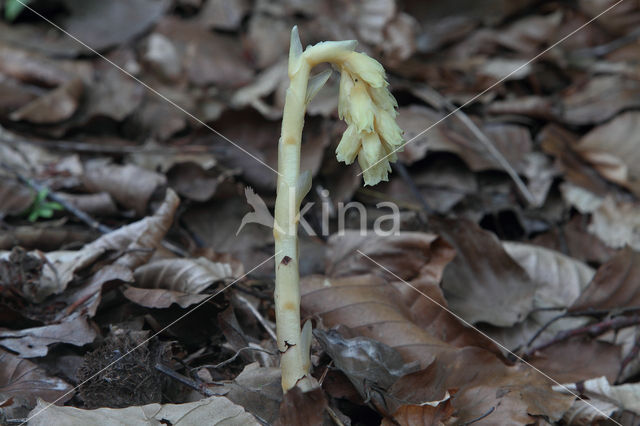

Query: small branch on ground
[0,160,189,257]
[526,314,640,356]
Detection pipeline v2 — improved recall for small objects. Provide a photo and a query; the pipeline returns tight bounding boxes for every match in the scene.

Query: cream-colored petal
[360,132,384,164]
[338,70,354,121]
[343,52,386,88]
[349,82,374,132]
[369,86,398,114]
[375,109,404,147]
[335,125,361,165]
[358,153,390,186]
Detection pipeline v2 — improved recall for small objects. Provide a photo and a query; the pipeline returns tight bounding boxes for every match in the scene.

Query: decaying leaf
[314,328,419,405]
[0,178,34,217]
[432,217,537,327]
[571,247,640,311]
[588,196,640,251]
[26,394,258,425]
[83,161,167,216]
[382,397,456,426]
[301,275,573,424]
[554,376,640,424]
[486,242,595,351]
[0,348,73,419]
[84,189,180,270]
[0,317,96,358]
[574,111,640,197]
[326,231,449,281]
[123,257,236,308]
[560,75,640,126]
[275,386,327,426]
[212,362,282,424]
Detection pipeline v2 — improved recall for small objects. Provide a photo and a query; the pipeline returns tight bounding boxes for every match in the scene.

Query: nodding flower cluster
[335,51,404,186]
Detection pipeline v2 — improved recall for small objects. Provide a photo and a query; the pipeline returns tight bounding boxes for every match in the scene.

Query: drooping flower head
[335,51,403,186]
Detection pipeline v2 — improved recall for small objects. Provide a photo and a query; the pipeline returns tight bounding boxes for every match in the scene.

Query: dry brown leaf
[27,394,258,425]
[432,217,537,327]
[487,95,555,119]
[0,348,73,419]
[574,111,640,197]
[382,397,456,426]
[561,75,640,125]
[156,17,253,87]
[325,232,501,352]
[554,376,640,424]
[9,78,83,124]
[485,242,595,351]
[395,105,533,172]
[531,215,615,265]
[184,190,273,274]
[302,274,448,369]
[55,264,133,321]
[494,12,563,53]
[578,0,640,35]
[529,339,621,384]
[377,159,477,214]
[166,162,224,202]
[56,192,119,217]
[0,225,96,251]
[539,124,612,196]
[84,188,179,270]
[301,275,573,424]
[60,0,171,53]
[589,196,640,251]
[83,161,167,216]
[314,328,420,405]
[275,387,327,426]
[123,257,236,309]
[0,178,34,216]
[571,247,640,311]
[326,231,448,281]
[0,249,99,304]
[198,0,250,31]
[0,317,96,358]
[213,362,282,424]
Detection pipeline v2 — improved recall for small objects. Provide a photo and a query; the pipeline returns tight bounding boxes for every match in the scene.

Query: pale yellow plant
[274,27,403,392]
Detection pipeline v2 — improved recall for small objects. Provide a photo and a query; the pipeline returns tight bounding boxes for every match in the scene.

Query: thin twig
[416,85,536,206]
[526,307,640,349]
[571,27,640,58]
[155,363,219,397]
[0,160,190,257]
[462,406,495,425]
[234,294,277,341]
[200,346,275,370]
[527,315,640,356]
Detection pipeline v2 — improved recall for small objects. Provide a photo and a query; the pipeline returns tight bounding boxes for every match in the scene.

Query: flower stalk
[274,27,403,392]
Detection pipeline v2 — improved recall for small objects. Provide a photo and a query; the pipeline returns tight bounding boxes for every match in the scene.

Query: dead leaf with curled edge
[123,257,237,309]
[301,274,573,424]
[554,376,640,425]
[571,247,640,312]
[27,394,258,426]
[84,188,179,270]
[0,317,96,358]
[0,347,73,419]
[574,111,640,197]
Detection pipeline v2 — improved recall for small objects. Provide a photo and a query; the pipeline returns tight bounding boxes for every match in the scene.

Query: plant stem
[274,26,398,392]
[274,42,312,392]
